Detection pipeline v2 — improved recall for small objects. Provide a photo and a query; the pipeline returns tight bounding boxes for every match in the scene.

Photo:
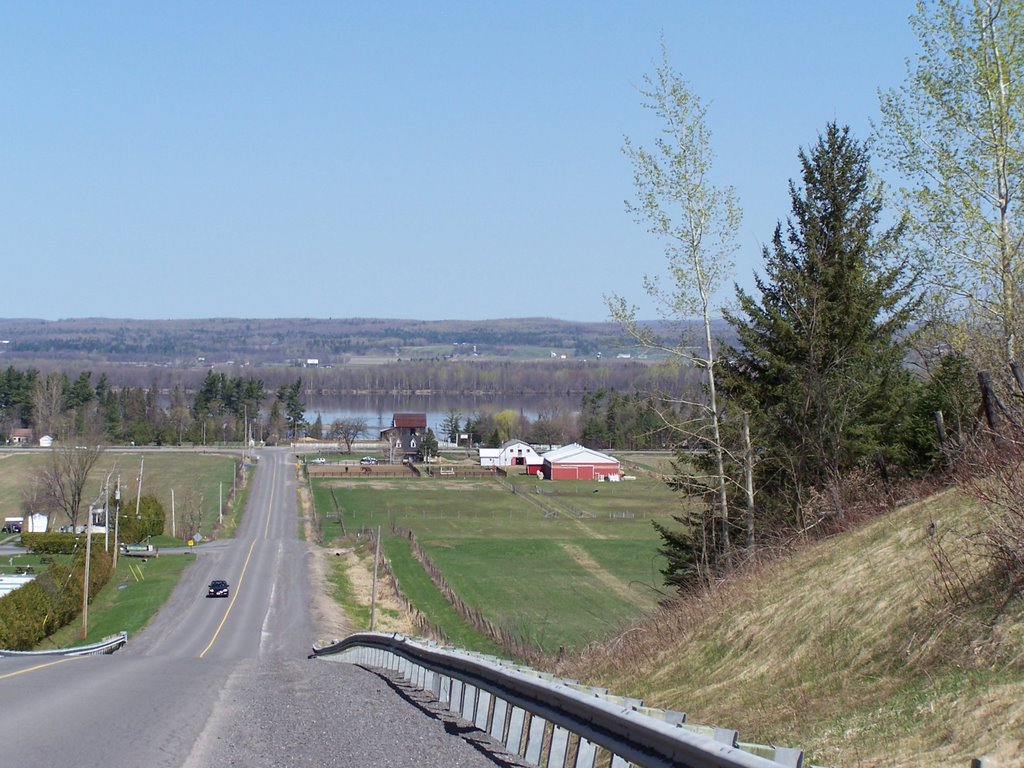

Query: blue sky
[0,1,917,322]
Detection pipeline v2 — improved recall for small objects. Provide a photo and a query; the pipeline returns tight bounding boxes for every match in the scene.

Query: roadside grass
[561,488,1024,767]
[35,553,196,649]
[326,544,371,627]
[311,475,683,652]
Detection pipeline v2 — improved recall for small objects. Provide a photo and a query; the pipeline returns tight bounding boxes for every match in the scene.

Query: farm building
[478,439,544,474]
[380,413,427,461]
[540,443,620,481]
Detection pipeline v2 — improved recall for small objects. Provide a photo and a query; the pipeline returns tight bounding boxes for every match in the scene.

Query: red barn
[540,443,620,481]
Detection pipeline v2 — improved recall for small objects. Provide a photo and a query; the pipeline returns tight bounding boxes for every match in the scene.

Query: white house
[478,439,544,474]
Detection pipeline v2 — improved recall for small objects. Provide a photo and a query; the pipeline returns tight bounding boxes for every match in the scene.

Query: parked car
[207,579,230,598]
[359,456,378,465]
[1,523,21,534]
[309,457,327,464]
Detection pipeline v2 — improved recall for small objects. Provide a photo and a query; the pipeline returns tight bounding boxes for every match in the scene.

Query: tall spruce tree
[721,123,920,531]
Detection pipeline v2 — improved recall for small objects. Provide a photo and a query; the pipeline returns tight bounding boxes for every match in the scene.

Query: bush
[0,547,114,650]
[22,533,105,555]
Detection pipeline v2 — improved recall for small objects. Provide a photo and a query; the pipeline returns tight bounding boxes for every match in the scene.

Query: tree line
[0,368,308,447]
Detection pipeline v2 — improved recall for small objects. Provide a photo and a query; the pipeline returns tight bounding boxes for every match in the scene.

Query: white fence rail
[312,632,805,768]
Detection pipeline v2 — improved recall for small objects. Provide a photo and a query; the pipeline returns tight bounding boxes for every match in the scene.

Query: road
[0,448,515,767]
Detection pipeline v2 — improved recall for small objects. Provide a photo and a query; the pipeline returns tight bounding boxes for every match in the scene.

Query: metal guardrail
[312,632,805,768]
[0,631,128,658]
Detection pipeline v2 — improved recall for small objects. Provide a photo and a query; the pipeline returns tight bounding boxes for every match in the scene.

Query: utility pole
[103,472,111,552]
[135,457,144,523]
[171,488,176,539]
[113,476,121,569]
[370,525,381,631]
[81,507,93,640]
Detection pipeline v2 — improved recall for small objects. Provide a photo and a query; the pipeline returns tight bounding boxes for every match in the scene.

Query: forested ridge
[0,316,669,364]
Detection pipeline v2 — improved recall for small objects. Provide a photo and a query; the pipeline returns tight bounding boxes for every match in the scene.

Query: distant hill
[0,316,735,368]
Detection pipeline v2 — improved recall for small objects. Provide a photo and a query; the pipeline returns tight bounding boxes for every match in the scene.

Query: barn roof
[542,443,619,465]
[392,413,427,428]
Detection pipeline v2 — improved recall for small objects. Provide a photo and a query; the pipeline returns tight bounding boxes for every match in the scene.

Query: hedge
[0,548,114,650]
[21,532,106,555]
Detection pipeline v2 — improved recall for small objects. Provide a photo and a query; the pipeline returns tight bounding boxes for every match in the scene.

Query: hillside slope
[561,489,1024,767]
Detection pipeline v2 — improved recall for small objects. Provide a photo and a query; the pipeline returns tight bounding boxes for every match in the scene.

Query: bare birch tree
[609,43,742,570]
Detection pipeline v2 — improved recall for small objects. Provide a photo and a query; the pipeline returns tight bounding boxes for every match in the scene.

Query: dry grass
[557,488,1024,767]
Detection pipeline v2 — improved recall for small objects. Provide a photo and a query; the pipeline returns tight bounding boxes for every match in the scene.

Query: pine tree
[721,123,920,531]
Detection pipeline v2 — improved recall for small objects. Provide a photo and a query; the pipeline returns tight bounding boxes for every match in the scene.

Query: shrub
[0,547,114,650]
[22,532,105,555]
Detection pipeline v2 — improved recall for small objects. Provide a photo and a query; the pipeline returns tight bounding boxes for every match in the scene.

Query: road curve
[0,447,514,767]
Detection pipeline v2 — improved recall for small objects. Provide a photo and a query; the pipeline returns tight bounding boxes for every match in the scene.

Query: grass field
[312,471,688,652]
[0,450,241,543]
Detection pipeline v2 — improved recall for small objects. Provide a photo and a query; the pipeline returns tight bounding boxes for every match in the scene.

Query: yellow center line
[262,455,278,540]
[199,538,257,658]
[0,657,75,680]
[199,451,280,658]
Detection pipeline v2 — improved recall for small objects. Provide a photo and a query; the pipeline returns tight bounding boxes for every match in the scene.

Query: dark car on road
[207,579,230,598]
[1,523,21,534]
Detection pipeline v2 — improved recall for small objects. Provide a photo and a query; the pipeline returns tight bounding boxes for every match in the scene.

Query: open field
[311,472,686,652]
[0,450,241,543]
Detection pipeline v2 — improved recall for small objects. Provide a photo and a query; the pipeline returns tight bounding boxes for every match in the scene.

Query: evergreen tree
[439,410,462,443]
[721,123,920,530]
[276,379,305,438]
[418,427,439,461]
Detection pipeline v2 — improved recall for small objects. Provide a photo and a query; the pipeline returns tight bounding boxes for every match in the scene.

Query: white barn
[478,439,544,474]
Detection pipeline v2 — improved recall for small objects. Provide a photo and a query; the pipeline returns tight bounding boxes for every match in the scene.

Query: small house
[10,428,32,445]
[380,413,427,460]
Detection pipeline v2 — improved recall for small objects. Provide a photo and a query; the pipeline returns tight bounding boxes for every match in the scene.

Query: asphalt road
[0,448,517,768]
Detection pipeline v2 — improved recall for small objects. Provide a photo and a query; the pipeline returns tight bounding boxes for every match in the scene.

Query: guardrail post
[450,678,464,715]
[461,683,478,721]
[489,696,509,742]
[715,727,739,747]
[523,713,547,764]
[575,737,598,768]
[475,688,492,730]
[437,674,452,707]
[506,706,527,754]
[549,725,570,767]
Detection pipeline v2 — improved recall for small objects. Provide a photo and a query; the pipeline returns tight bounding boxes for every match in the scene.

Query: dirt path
[560,542,635,602]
